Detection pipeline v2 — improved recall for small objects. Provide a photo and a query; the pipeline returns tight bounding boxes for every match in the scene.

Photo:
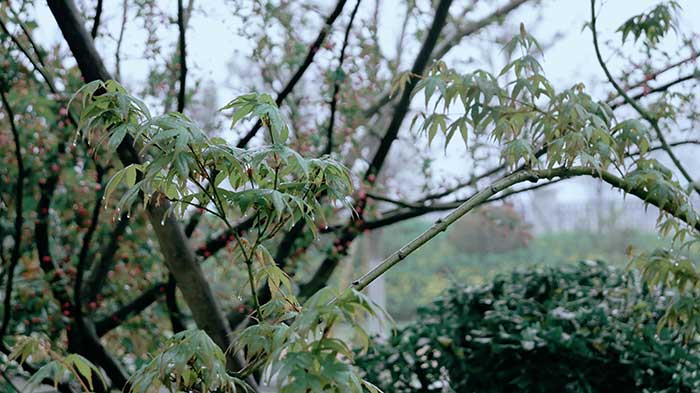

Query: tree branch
[177,0,187,113]
[84,214,128,303]
[0,92,25,341]
[90,0,103,39]
[235,0,349,148]
[364,0,454,180]
[94,283,166,336]
[609,72,698,109]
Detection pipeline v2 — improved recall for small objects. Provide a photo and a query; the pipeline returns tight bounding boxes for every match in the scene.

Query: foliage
[9,335,105,392]
[616,1,680,46]
[128,329,248,392]
[357,261,700,393]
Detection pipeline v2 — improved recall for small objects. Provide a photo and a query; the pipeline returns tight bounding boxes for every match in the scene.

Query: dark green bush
[357,261,700,392]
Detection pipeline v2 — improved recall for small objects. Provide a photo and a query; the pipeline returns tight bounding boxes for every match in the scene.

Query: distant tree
[446,203,532,255]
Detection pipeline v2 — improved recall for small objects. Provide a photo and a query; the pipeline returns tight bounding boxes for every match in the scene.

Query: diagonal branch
[364,0,454,180]
[352,165,700,291]
[95,282,166,336]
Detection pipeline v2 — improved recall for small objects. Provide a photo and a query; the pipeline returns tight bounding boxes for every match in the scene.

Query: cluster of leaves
[58,80,383,392]
[128,329,248,392]
[233,288,385,392]
[411,30,634,172]
[616,1,680,46]
[9,335,105,392]
[72,82,351,234]
[357,260,700,393]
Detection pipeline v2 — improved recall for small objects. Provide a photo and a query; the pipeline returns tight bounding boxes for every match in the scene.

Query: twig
[114,0,128,81]
[325,0,361,155]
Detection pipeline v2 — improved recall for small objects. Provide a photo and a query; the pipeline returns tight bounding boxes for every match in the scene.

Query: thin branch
[609,72,698,109]
[236,0,350,148]
[114,0,128,81]
[366,192,423,209]
[0,18,57,96]
[325,0,361,155]
[609,52,699,104]
[84,214,128,303]
[0,92,25,341]
[73,167,105,318]
[8,6,47,68]
[177,0,187,113]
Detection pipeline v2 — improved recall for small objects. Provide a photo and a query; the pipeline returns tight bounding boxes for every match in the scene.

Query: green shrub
[357,261,700,392]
